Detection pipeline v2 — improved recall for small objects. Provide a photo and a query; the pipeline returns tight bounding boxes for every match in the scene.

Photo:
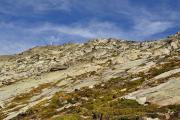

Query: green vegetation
[12,83,52,102]
[5,83,53,111]
[0,111,6,120]
[149,61,178,77]
[15,76,149,119]
[136,58,180,80]
[52,114,82,120]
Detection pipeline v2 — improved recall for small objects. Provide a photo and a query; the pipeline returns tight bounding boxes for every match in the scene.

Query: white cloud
[114,2,179,37]
[24,0,72,12]
[0,0,73,16]
[29,21,125,39]
[0,39,34,55]
[133,20,173,37]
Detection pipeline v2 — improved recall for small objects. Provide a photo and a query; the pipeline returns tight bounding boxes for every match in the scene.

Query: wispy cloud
[133,20,174,37]
[21,0,72,12]
[0,0,72,16]
[31,21,124,38]
[0,39,34,55]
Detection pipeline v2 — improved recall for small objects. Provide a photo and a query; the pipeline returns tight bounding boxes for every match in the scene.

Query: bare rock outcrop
[0,33,179,120]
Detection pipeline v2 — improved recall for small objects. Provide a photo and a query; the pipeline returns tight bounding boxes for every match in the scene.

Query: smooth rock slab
[125,77,180,106]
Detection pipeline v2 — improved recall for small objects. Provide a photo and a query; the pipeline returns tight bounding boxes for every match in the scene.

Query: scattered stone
[120,88,127,92]
[143,117,159,120]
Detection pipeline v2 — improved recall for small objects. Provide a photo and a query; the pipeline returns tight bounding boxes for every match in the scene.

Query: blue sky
[0,0,180,55]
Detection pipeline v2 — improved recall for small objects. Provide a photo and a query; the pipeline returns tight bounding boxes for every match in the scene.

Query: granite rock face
[0,33,179,120]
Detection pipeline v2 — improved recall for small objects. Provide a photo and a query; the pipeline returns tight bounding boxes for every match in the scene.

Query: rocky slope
[0,32,179,120]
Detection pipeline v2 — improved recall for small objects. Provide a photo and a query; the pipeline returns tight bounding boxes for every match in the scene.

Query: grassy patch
[0,111,6,120]
[12,83,52,103]
[51,114,82,120]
